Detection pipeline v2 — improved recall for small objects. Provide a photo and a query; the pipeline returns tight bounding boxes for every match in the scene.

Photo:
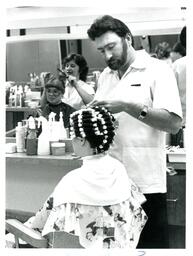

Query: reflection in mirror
[6,33,179,82]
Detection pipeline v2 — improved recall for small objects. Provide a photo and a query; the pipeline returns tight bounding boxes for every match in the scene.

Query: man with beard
[87,15,182,248]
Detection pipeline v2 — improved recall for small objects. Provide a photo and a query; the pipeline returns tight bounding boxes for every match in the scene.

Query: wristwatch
[138,105,148,120]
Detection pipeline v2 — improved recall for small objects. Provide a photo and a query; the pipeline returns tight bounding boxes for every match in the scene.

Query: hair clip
[70,131,76,139]
[80,132,86,138]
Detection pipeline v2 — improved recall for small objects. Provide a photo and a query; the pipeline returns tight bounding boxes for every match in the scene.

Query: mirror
[6,33,180,82]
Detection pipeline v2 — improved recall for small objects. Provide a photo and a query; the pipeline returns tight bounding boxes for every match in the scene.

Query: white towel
[53,153,146,207]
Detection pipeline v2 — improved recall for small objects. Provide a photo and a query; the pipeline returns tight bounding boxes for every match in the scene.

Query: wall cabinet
[167,170,185,226]
[6,40,60,81]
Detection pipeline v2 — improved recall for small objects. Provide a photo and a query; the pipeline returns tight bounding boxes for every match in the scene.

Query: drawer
[167,172,185,226]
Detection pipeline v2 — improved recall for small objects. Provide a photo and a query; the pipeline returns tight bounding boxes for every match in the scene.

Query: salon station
[5,7,186,248]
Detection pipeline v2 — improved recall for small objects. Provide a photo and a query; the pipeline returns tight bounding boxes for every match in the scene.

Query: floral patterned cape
[25,154,147,248]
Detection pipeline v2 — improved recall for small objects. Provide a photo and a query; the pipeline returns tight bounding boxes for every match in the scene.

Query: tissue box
[167,148,186,163]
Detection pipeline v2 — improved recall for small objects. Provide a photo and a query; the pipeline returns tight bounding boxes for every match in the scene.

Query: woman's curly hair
[62,53,89,82]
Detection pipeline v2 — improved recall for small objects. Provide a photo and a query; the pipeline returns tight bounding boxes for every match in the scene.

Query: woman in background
[41,77,75,128]
[60,53,95,109]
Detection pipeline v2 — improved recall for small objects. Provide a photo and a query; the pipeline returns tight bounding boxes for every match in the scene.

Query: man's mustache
[107,58,116,65]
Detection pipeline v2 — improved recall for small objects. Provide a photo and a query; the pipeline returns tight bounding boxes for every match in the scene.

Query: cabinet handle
[167,198,179,202]
[166,167,177,176]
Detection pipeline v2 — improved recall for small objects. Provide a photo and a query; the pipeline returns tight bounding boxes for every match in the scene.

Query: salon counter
[6,152,83,213]
[6,148,185,213]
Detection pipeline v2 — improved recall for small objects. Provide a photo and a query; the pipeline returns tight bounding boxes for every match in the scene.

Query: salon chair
[6,219,83,248]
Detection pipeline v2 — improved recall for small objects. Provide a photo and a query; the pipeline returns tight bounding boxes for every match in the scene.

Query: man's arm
[89,100,182,134]
[67,76,94,105]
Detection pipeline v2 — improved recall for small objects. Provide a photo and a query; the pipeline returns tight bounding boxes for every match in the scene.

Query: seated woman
[41,77,75,128]
[19,106,147,249]
[59,53,95,110]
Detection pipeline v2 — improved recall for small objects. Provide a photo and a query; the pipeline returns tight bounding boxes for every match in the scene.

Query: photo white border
[1,1,192,255]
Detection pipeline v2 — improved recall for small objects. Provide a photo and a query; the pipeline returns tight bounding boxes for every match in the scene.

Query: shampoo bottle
[37,116,50,155]
[15,122,25,152]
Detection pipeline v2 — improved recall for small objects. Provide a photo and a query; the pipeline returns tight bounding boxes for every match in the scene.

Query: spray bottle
[48,112,61,154]
[26,116,37,155]
[18,85,24,107]
[59,112,67,140]
[37,116,50,155]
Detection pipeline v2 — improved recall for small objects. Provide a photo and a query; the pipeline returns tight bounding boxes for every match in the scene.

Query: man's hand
[87,100,126,114]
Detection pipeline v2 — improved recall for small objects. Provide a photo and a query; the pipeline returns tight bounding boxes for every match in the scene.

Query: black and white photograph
[2,1,192,255]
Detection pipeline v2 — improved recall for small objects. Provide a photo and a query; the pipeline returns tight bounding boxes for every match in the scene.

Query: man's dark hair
[87,15,134,46]
[179,26,186,49]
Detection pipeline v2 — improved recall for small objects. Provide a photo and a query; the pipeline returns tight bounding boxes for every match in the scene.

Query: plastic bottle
[18,85,24,107]
[16,87,21,107]
[37,116,50,155]
[48,112,59,154]
[13,86,17,107]
[48,112,59,142]
[59,112,67,140]
[8,90,14,107]
[25,87,32,106]
[26,116,37,155]
[15,122,25,153]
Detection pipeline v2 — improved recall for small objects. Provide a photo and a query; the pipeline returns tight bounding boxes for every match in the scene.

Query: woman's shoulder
[78,80,95,94]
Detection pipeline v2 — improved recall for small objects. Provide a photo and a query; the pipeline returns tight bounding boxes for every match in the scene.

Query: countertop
[6,137,186,170]
[6,152,185,170]
[6,106,38,112]
[6,152,82,166]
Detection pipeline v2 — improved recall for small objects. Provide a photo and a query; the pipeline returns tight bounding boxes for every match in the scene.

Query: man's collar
[107,50,149,75]
[130,49,149,70]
